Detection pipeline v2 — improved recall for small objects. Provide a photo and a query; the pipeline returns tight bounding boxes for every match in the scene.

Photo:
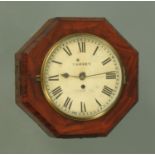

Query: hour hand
[61,73,78,78]
[61,73,69,78]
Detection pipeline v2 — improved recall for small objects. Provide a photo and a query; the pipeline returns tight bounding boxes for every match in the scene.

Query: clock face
[41,33,124,121]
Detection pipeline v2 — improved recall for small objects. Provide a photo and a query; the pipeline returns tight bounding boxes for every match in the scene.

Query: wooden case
[15,18,138,137]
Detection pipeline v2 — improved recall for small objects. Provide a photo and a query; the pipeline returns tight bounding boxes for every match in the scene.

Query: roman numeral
[81,102,86,112]
[51,86,63,99]
[102,86,113,96]
[102,57,111,65]
[106,71,116,79]
[93,46,99,55]
[95,98,102,107]
[63,97,72,110]
[52,60,62,64]
[78,41,86,53]
[63,46,72,56]
[48,75,59,81]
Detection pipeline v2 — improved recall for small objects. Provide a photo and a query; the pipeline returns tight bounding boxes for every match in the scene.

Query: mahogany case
[15,18,138,137]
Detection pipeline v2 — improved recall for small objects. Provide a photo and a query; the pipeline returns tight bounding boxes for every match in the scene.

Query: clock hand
[61,72,86,80]
[61,71,115,79]
[61,73,79,78]
[86,72,106,77]
[61,73,69,78]
[86,71,115,78]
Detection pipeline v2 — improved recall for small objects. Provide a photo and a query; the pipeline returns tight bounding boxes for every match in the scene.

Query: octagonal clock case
[15,17,138,138]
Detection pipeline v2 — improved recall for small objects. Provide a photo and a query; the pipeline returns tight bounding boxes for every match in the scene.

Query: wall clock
[15,18,138,137]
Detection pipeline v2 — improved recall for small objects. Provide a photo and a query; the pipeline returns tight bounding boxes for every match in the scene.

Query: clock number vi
[81,102,86,112]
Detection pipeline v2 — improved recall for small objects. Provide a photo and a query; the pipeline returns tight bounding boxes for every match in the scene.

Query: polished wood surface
[15,18,138,137]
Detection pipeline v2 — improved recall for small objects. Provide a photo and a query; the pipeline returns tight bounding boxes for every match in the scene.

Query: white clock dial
[41,33,123,120]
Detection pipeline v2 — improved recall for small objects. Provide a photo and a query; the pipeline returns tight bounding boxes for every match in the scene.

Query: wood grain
[15,18,138,138]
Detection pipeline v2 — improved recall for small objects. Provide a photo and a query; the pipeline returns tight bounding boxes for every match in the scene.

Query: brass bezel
[40,33,125,121]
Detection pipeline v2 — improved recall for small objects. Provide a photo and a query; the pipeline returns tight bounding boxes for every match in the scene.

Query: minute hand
[86,71,115,78]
